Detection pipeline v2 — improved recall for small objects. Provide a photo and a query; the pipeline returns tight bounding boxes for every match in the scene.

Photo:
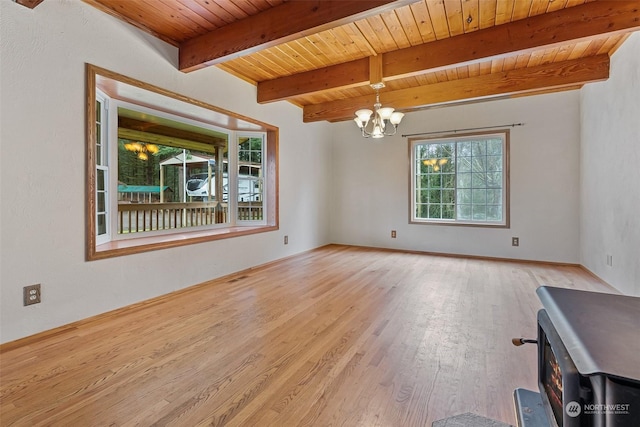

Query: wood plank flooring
[0,245,616,426]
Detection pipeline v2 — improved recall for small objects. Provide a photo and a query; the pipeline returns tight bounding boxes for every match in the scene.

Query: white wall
[330,91,582,263]
[580,32,640,296]
[0,1,332,343]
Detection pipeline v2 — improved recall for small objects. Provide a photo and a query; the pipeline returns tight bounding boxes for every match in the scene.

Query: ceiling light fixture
[353,83,404,139]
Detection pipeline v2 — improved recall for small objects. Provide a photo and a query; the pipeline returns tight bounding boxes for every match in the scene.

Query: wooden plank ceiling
[82,0,640,123]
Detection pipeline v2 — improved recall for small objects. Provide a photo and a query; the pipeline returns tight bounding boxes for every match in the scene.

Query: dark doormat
[432,412,514,427]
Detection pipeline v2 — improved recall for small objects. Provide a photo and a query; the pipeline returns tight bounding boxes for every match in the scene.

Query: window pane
[457,156,471,172]
[412,133,507,226]
[442,189,455,204]
[247,152,256,164]
[97,192,106,212]
[237,136,264,221]
[429,204,441,219]
[97,169,105,191]
[458,204,471,220]
[416,204,427,218]
[486,155,502,171]
[487,189,502,204]
[442,173,455,189]
[472,172,486,188]
[427,173,441,188]
[441,159,455,173]
[472,141,485,156]
[487,139,502,155]
[472,189,486,204]
[96,120,102,165]
[457,189,471,204]
[487,205,502,221]
[97,213,107,235]
[458,142,472,156]
[471,156,486,172]
[472,204,486,220]
[440,143,454,157]
[487,172,502,188]
[443,204,455,219]
[457,173,471,188]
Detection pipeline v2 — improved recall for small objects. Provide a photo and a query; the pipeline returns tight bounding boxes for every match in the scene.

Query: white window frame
[235,132,267,226]
[95,90,110,245]
[410,130,510,227]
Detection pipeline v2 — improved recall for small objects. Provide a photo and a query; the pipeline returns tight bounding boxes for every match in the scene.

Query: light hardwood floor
[0,245,616,426]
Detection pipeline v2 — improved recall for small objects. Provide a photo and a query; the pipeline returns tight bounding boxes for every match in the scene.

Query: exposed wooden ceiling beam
[383,1,638,80]
[260,1,639,103]
[179,0,416,72]
[303,54,610,123]
[257,58,369,103]
[369,56,383,86]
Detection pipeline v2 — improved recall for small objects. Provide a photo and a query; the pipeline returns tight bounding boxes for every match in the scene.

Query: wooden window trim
[86,64,279,260]
[93,225,279,260]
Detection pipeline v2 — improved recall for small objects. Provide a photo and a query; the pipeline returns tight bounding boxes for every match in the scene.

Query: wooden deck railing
[118,201,263,234]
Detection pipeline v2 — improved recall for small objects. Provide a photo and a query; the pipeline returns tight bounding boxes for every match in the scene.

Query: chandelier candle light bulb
[390,111,404,125]
[355,109,373,125]
[377,107,395,121]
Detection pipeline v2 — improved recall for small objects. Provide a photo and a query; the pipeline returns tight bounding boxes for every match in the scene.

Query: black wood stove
[513,286,640,427]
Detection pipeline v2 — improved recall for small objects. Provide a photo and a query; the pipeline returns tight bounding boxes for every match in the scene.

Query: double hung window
[95,91,110,245]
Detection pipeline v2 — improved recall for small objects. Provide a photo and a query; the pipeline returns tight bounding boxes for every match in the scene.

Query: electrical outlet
[24,284,41,306]
[606,254,613,267]
[512,237,519,247]
[391,230,397,238]
[284,235,288,245]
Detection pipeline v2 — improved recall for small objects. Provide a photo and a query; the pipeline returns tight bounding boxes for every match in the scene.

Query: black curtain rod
[401,123,525,138]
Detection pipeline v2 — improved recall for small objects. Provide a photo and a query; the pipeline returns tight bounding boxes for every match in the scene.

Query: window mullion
[454,141,458,221]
